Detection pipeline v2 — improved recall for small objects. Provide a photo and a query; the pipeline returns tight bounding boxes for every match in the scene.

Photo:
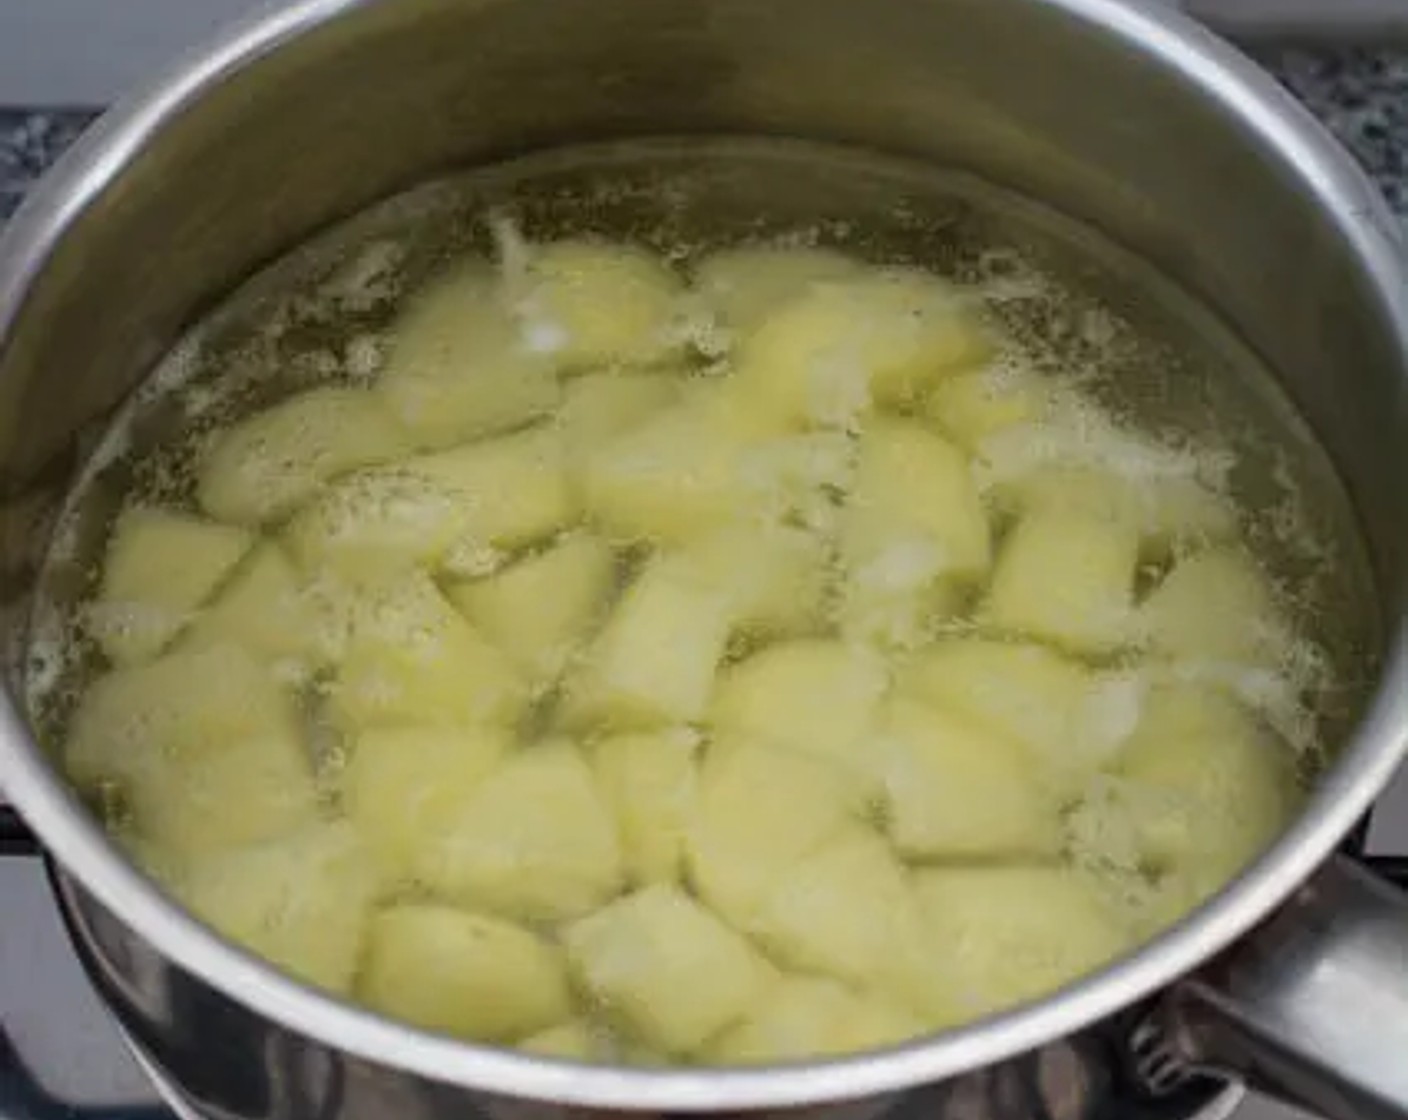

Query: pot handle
[1144,854,1408,1120]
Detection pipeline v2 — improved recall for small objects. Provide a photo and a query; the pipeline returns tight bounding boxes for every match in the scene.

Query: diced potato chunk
[416,743,623,921]
[710,640,889,792]
[325,573,526,733]
[565,885,775,1053]
[519,1021,601,1061]
[198,387,411,525]
[880,699,1061,859]
[557,371,679,466]
[982,505,1139,655]
[377,264,559,449]
[686,738,858,928]
[732,270,991,428]
[704,975,923,1065]
[65,644,299,790]
[448,534,616,684]
[693,245,860,333]
[172,822,376,993]
[1139,549,1285,667]
[676,523,830,638]
[1117,685,1296,896]
[132,727,319,858]
[897,639,1141,789]
[562,556,732,730]
[753,828,923,997]
[591,728,700,887]
[359,903,571,1041]
[286,425,570,576]
[840,420,990,648]
[342,725,510,878]
[510,240,684,370]
[89,508,253,665]
[178,544,325,680]
[910,866,1129,1023]
[924,363,1053,452]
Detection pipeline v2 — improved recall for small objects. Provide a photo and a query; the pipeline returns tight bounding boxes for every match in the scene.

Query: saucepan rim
[2,0,1407,1109]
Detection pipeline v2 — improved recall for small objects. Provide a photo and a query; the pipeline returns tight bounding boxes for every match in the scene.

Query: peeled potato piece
[753,828,923,998]
[342,725,510,879]
[89,507,253,666]
[509,240,685,371]
[286,425,570,577]
[896,639,1142,789]
[178,544,325,680]
[686,738,858,929]
[562,555,733,730]
[840,419,990,648]
[910,865,1129,1024]
[704,975,923,1065]
[416,743,623,922]
[558,371,679,467]
[693,245,860,334]
[172,821,376,994]
[377,264,560,449]
[449,534,616,684]
[591,728,700,887]
[1138,548,1286,668]
[565,885,776,1054]
[880,699,1061,860]
[360,903,571,1042]
[982,504,1139,656]
[676,523,831,638]
[924,363,1054,452]
[710,639,889,792]
[198,387,411,525]
[325,573,527,733]
[732,270,991,428]
[65,643,300,791]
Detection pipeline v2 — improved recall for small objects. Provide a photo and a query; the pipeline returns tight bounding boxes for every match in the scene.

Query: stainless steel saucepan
[3,2,1408,1119]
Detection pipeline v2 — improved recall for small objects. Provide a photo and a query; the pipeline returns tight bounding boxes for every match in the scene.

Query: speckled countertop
[4,47,1408,224]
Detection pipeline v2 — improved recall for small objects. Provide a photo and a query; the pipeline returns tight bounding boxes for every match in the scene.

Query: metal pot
[3,1,1408,1119]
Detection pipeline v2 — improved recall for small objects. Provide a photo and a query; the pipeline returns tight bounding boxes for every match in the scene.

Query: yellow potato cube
[286,425,570,576]
[131,727,319,859]
[982,505,1139,655]
[510,240,685,370]
[896,639,1142,788]
[880,699,1062,859]
[686,738,858,928]
[377,264,559,449]
[709,640,889,792]
[677,523,831,638]
[360,903,571,1041]
[448,534,616,684]
[563,556,732,730]
[692,245,860,333]
[564,885,775,1053]
[924,363,1053,452]
[733,270,991,428]
[198,387,411,525]
[591,728,700,886]
[1115,684,1297,897]
[178,544,325,680]
[753,828,923,995]
[65,644,300,791]
[1139,548,1286,667]
[88,507,253,665]
[704,975,923,1065]
[326,573,527,733]
[416,743,623,921]
[557,371,679,466]
[343,725,511,878]
[518,1021,600,1061]
[910,865,1129,1023]
[173,821,376,993]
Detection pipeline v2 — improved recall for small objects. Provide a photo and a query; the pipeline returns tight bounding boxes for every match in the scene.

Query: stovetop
[6,38,1408,1120]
